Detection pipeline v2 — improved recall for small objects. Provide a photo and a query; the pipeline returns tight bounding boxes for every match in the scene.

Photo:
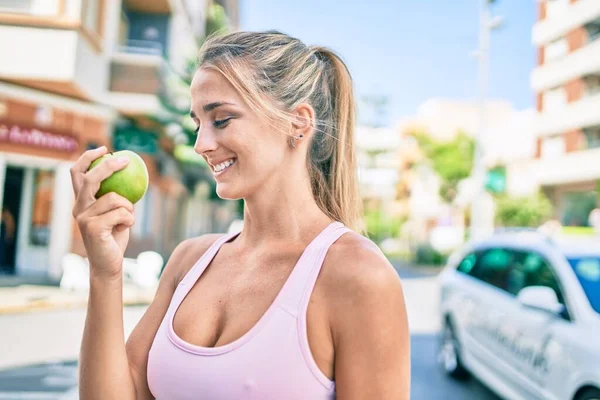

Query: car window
[456,252,477,274]
[567,257,600,315]
[470,248,513,291]
[508,251,565,304]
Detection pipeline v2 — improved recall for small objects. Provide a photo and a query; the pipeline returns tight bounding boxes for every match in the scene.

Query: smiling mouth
[213,158,236,174]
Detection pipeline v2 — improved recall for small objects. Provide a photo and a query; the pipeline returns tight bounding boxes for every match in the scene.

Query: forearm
[79,272,137,400]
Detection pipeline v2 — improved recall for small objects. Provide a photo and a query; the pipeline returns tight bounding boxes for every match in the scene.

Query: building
[395,98,537,249]
[0,0,238,281]
[509,0,600,226]
[355,126,401,209]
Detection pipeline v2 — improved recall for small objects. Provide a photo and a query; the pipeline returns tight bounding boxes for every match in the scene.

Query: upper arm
[125,234,222,399]
[328,237,410,400]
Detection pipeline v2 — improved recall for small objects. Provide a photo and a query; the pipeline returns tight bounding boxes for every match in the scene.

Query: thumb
[114,224,129,233]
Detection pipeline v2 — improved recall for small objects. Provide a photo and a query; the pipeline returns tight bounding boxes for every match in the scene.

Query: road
[0,264,499,399]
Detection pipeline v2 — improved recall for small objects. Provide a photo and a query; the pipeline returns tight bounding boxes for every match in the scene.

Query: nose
[193,125,218,154]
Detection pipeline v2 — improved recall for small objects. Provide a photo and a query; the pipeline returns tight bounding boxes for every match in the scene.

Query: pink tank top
[147,221,350,399]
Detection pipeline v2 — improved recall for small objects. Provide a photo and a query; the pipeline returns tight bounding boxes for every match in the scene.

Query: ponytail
[309,47,363,233]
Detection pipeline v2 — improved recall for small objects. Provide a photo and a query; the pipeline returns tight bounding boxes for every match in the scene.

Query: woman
[72,31,410,399]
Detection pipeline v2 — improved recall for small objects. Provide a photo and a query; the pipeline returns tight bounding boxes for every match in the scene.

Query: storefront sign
[0,121,78,152]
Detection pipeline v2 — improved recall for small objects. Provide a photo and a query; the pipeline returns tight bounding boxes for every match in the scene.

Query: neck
[238,170,332,249]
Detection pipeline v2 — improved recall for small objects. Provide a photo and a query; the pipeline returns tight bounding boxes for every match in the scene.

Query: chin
[215,182,244,200]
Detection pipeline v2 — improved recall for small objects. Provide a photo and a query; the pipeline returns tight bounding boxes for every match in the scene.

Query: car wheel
[439,320,469,380]
[577,388,600,400]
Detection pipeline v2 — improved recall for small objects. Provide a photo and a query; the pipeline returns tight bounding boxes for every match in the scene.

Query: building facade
[0,0,238,280]
[520,0,600,226]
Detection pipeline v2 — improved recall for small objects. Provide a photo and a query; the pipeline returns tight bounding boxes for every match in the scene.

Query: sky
[239,0,537,127]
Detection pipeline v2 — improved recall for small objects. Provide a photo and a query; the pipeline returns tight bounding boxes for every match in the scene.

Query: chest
[171,247,335,378]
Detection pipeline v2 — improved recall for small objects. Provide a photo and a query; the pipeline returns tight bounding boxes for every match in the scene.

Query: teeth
[214,159,235,172]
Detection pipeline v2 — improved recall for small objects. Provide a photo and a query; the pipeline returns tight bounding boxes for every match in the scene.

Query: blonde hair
[197,30,363,233]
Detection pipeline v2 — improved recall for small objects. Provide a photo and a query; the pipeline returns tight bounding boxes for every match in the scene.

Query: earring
[289,134,304,148]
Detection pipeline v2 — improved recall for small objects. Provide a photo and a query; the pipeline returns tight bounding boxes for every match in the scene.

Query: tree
[410,130,475,203]
[495,192,554,228]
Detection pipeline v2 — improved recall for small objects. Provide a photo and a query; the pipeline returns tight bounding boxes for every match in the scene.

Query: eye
[214,117,233,129]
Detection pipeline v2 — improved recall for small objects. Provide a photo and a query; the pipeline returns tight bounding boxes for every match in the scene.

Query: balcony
[0,25,107,100]
[514,147,600,188]
[531,39,600,92]
[533,0,600,46]
[535,93,600,137]
[106,40,188,116]
[123,0,173,14]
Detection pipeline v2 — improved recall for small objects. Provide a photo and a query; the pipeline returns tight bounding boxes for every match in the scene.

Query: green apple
[88,150,149,204]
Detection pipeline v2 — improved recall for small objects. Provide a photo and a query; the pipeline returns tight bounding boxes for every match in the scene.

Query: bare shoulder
[320,232,406,334]
[161,233,225,287]
[321,232,402,297]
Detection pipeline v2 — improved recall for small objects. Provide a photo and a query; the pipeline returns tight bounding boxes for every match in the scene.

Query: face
[190,68,291,200]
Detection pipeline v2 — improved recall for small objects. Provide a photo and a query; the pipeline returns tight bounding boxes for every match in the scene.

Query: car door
[452,247,524,390]
[502,250,571,400]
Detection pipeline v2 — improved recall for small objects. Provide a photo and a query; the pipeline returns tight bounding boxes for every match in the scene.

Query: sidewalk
[0,283,156,315]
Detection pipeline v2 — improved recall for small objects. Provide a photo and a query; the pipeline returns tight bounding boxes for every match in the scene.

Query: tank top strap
[178,231,241,287]
[277,221,351,317]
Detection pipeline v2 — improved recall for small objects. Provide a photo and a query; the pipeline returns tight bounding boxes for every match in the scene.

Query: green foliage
[562,226,596,236]
[205,3,229,39]
[414,243,446,266]
[411,131,475,203]
[363,209,402,243]
[495,192,554,228]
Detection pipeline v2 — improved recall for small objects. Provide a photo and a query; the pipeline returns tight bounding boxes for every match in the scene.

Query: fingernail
[98,146,107,151]
[118,157,129,165]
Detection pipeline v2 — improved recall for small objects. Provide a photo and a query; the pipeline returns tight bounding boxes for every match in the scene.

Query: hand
[71,146,134,279]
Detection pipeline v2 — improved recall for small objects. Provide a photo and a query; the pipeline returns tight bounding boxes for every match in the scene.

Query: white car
[438,230,600,400]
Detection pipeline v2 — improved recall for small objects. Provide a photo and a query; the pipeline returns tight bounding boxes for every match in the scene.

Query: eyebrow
[189,102,234,118]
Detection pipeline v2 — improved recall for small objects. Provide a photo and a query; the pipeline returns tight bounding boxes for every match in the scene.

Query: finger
[75,157,129,213]
[72,146,108,175]
[114,224,129,233]
[93,207,135,231]
[70,146,108,195]
[84,192,134,218]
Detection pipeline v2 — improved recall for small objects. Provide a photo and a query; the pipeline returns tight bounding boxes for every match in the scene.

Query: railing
[116,39,163,56]
[110,46,191,116]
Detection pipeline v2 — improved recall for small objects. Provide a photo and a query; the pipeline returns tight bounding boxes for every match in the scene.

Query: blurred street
[0,263,498,400]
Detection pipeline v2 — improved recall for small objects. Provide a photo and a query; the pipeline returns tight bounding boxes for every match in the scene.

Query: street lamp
[469,0,504,239]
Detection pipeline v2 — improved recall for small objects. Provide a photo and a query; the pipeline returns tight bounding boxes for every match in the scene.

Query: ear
[291,103,316,140]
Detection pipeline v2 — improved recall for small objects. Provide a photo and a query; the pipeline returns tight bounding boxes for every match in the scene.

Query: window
[584,75,600,97]
[456,252,477,275]
[29,170,54,246]
[469,248,514,292]
[567,257,600,315]
[584,126,600,149]
[585,18,600,43]
[508,251,565,304]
